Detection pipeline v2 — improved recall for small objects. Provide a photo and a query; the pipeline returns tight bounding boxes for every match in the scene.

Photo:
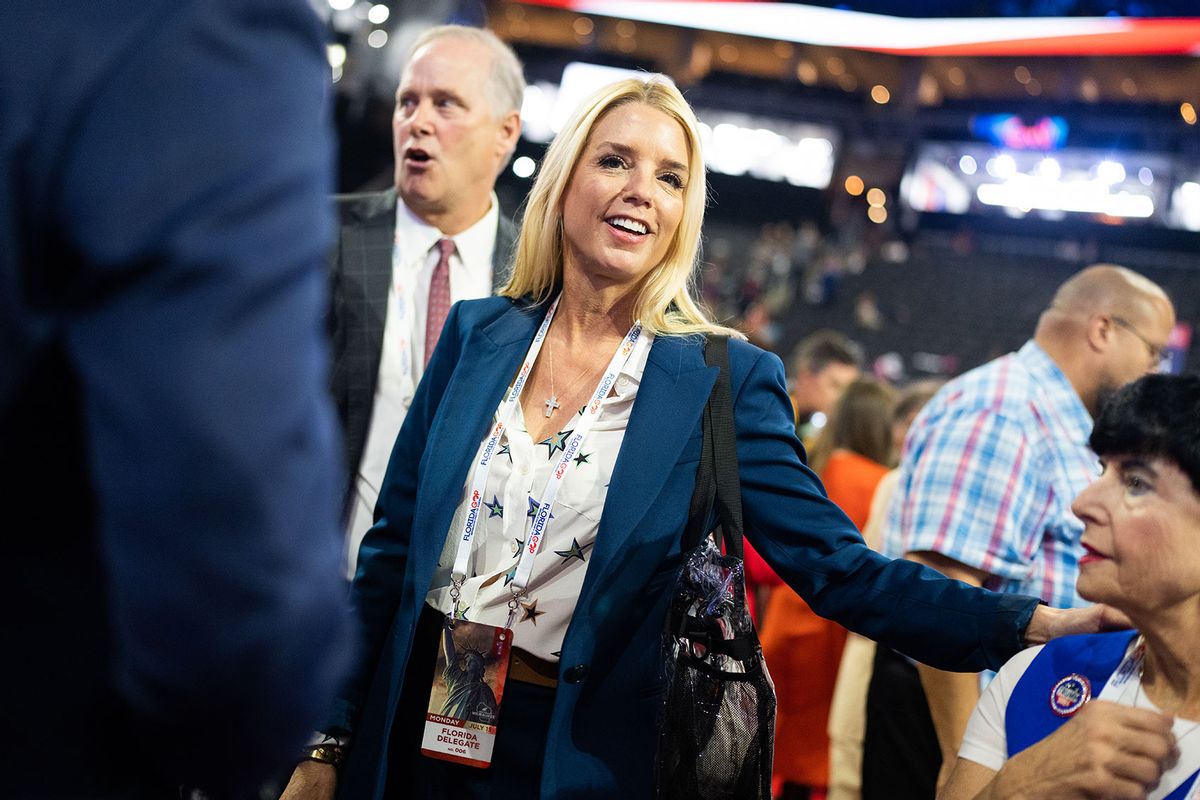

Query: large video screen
[520,62,839,190]
[900,139,1197,227]
[902,140,1180,225]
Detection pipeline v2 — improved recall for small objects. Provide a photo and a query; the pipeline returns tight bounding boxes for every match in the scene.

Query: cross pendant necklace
[543,330,600,419]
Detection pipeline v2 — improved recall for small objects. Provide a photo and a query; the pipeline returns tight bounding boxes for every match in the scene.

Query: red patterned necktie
[424,237,455,368]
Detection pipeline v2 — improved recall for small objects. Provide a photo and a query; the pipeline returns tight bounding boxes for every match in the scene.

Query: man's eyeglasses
[1112,315,1168,369]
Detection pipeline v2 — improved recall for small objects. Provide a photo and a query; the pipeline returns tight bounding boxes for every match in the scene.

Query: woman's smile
[559,102,688,289]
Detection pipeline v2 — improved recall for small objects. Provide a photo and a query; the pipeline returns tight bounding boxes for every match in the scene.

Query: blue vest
[1007,631,1197,800]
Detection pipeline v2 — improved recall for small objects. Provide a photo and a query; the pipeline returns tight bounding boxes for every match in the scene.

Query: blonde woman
[283,76,1117,800]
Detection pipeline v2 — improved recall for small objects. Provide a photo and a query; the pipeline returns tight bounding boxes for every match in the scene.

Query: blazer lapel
[580,335,717,599]
[408,302,544,581]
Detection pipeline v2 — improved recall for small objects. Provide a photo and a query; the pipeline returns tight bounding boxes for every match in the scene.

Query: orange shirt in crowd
[759,450,889,790]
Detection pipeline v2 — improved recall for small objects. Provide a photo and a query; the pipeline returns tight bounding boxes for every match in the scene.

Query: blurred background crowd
[324,0,1198,389]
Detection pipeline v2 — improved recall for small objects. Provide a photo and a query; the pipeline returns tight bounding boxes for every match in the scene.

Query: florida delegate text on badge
[421,617,512,768]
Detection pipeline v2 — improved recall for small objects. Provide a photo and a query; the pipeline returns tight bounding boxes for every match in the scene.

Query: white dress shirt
[345,195,499,575]
[424,332,654,661]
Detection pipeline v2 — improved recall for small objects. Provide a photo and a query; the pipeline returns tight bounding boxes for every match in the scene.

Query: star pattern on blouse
[538,429,574,459]
[573,451,591,466]
[554,537,591,563]
[483,495,503,518]
[526,496,554,520]
[497,443,512,462]
[519,598,545,625]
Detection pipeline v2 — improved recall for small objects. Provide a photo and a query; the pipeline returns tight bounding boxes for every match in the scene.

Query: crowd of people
[7,4,1196,800]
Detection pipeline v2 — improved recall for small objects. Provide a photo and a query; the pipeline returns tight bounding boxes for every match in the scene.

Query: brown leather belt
[509,648,558,689]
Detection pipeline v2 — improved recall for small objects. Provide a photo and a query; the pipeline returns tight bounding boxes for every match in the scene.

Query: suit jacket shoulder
[492,213,518,287]
[334,187,397,227]
[453,294,527,328]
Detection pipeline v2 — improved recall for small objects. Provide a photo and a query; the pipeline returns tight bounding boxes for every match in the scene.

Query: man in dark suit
[331,25,523,575]
[0,1,352,796]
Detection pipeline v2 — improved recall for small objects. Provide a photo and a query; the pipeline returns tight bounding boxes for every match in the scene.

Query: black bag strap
[683,334,745,560]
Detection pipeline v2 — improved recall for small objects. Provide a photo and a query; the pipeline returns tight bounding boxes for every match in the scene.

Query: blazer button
[563,664,589,684]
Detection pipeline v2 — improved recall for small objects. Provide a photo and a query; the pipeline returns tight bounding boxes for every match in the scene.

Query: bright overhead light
[1037,158,1061,180]
[986,154,1016,179]
[367,4,389,24]
[328,0,354,10]
[958,155,977,175]
[1096,160,1126,184]
[512,156,536,179]
[367,29,388,48]
[326,43,347,69]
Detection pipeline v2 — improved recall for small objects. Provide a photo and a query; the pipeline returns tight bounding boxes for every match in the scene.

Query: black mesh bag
[655,335,776,800]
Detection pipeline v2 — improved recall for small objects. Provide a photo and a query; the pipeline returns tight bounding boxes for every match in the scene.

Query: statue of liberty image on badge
[421,617,513,768]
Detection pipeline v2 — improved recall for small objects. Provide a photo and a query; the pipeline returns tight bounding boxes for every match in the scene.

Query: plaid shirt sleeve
[886,406,1048,582]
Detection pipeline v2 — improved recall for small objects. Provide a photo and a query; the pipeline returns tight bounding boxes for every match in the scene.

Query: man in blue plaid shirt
[862,264,1175,800]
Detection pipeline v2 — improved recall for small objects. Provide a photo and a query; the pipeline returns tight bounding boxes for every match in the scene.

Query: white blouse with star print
[424,331,654,662]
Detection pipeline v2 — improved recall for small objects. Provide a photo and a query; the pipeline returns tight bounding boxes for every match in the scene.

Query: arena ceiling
[491,0,1200,108]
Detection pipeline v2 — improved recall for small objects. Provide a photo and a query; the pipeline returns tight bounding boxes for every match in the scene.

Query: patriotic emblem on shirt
[1049,673,1092,717]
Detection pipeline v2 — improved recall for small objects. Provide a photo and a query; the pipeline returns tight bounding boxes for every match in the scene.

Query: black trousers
[861,647,941,800]
[385,604,556,799]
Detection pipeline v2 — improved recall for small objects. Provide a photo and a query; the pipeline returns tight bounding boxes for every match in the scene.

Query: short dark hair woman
[941,374,1200,800]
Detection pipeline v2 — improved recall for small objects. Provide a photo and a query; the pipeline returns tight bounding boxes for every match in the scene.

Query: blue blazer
[334,297,1038,799]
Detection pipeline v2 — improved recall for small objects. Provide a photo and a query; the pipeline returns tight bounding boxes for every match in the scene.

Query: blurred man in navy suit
[0,1,352,795]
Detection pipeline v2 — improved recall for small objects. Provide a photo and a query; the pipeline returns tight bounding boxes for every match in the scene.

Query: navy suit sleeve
[729,343,1036,672]
[53,0,352,785]
[330,300,468,733]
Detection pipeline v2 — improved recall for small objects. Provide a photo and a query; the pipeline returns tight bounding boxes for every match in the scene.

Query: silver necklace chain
[544,334,598,419]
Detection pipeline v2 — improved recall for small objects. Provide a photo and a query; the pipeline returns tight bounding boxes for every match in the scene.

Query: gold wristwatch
[301,742,345,769]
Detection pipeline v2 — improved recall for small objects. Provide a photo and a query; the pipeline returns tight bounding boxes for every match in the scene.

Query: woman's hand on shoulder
[278,760,337,800]
[1023,603,1133,646]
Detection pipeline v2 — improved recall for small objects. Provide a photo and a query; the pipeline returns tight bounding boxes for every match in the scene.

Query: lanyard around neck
[449,294,644,608]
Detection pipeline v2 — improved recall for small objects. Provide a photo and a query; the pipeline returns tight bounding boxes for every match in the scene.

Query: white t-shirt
[960,642,1200,800]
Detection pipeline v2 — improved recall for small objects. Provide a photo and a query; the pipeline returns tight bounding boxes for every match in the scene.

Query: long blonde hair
[499,76,737,338]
